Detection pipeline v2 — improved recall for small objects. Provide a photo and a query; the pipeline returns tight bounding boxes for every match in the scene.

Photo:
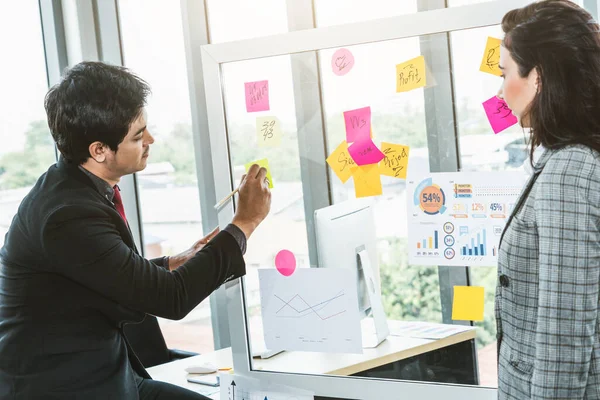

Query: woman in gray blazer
[496,1,600,399]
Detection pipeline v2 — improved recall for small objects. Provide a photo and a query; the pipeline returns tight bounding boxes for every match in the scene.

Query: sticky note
[482,95,518,134]
[380,142,410,179]
[452,286,484,322]
[396,55,427,93]
[326,140,355,183]
[275,249,296,276]
[348,137,385,166]
[244,158,273,188]
[245,80,269,112]
[256,116,282,147]
[352,164,382,198]
[479,37,503,77]
[343,106,371,143]
[332,48,355,76]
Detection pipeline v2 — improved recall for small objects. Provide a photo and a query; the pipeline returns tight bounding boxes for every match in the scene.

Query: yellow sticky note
[396,55,427,93]
[244,158,273,188]
[352,164,382,198]
[256,116,282,147]
[380,142,410,179]
[326,140,355,183]
[479,37,502,77]
[452,286,485,322]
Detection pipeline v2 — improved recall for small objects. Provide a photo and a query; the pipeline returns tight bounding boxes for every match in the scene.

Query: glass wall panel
[118,0,213,353]
[0,1,55,247]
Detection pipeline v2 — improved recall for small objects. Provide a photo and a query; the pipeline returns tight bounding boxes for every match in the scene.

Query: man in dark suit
[0,61,271,399]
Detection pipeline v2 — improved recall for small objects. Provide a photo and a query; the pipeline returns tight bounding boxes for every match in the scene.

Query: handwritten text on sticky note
[482,96,518,134]
[344,106,371,143]
[352,164,382,198]
[380,143,409,179]
[479,37,503,77]
[332,48,355,76]
[326,140,355,183]
[245,80,269,112]
[348,137,385,166]
[452,286,484,322]
[396,56,427,93]
[244,158,273,188]
[256,116,282,147]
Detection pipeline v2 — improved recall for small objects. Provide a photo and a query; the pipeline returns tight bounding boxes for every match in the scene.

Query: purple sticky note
[245,80,269,112]
[344,106,371,143]
[482,96,518,134]
[348,137,385,166]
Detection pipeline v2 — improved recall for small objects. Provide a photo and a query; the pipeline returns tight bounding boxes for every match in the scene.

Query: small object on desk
[187,374,220,387]
[185,362,218,374]
[214,188,239,210]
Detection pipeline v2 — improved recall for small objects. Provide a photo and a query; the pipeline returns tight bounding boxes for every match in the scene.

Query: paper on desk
[220,372,313,400]
[389,320,475,340]
[259,268,363,353]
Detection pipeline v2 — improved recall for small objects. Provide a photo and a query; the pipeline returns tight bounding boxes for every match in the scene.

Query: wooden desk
[147,325,476,395]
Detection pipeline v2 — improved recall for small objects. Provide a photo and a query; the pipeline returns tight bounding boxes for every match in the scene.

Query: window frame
[202,1,528,398]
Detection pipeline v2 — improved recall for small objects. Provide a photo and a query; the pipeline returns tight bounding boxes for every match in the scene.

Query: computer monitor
[314,198,379,318]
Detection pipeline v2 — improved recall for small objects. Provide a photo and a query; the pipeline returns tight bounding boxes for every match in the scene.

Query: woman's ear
[532,67,541,93]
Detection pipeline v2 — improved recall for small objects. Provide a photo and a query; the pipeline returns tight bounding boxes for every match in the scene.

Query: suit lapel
[499,149,553,248]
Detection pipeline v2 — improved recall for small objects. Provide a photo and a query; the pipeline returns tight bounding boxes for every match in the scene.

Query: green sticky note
[452,286,484,322]
[244,158,273,188]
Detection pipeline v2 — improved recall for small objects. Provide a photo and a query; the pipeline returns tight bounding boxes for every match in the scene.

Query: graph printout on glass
[259,268,363,353]
[407,172,528,266]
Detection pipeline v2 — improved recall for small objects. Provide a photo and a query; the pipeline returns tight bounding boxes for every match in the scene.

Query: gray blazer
[496,145,600,399]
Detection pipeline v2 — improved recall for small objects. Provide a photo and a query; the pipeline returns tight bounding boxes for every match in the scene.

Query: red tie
[112,185,127,223]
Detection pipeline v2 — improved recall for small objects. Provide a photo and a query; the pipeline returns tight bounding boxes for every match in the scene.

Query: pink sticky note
[482,96,518,134]
[348,137,385,166]
[275,250,296,277]
[245,80,269,112]
[344,106,371,143]
[332,48,355,76]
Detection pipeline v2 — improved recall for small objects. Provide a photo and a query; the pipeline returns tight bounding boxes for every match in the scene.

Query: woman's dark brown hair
[502,0,600,163]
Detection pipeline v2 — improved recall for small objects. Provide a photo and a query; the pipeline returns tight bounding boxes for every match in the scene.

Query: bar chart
[416,230,439,250]
[460,228,487,256]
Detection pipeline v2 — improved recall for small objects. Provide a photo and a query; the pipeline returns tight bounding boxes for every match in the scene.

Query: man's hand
[231,164,271,240]
[167,227,220,271]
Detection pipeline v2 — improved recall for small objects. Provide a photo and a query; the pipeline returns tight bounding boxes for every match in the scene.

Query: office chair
[124,315,198,368]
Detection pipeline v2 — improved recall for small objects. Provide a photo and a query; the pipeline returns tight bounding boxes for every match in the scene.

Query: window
[206,0,289,43]
[314,0,417,26]
[0,1,54,247]
[118,0,213,354]
[220,54,308,345]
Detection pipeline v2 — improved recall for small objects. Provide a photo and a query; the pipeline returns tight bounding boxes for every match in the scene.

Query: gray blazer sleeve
[532,149,600,398]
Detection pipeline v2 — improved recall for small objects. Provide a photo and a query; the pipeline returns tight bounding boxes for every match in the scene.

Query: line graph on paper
[273,291,347,320]
[258,268,363,353]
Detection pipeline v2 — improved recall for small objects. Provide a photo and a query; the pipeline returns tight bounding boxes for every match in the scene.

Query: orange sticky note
[479,37,502,77]
[352,164,382,198]
[452,286,484,321]
[380,143,410,179]
[244,158,273,188]
[326,140,355,183]
[396,55,427,93]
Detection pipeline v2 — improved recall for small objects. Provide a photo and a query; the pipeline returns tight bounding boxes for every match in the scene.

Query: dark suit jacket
[0,158,245,399]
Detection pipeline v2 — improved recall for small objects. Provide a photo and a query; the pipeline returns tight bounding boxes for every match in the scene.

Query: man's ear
[88,141,107,163]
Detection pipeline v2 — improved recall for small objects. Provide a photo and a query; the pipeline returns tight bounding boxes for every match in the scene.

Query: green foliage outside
[379,236,497,349]
[0,121,55,190]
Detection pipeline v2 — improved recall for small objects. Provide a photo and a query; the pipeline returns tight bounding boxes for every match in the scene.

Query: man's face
[105,112,154,176]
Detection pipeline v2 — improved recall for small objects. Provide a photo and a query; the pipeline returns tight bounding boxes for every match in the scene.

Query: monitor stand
[357,248,389,348]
